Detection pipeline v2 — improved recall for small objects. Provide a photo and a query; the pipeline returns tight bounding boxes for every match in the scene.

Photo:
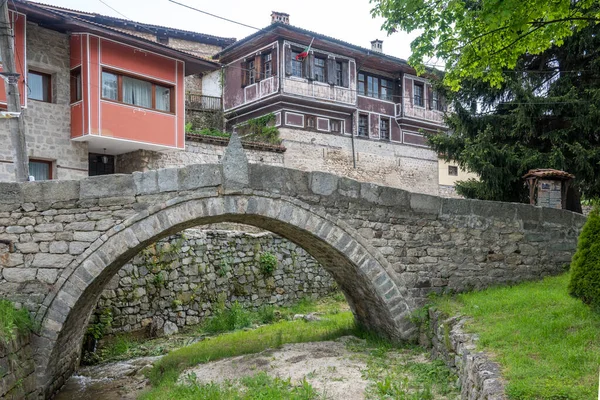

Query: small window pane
[156,85,171,112]
[291,51,302,77]
[123,76,152,108]
[28,72,50,102]
[335,62,343,86]
[102,72,118,100]
[314,58,325,82]
[448,166,458,176]
[358,114,368,137]
[29,160,51,181]
[414,84,424,107]
[71,69,82,103]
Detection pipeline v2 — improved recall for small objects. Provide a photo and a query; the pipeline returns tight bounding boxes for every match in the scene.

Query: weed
[0,300,33,343]
[259,251,278,275]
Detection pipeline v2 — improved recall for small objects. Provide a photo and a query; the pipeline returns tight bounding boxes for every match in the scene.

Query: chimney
[271,11,290,25]
[371,39,383,53]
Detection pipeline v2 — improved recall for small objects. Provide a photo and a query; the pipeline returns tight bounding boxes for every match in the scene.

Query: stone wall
[0,332,37,399]
[0,24,88,182]
[279,128,440,196]
[424,309,505,400]
[116,137,284,173]
[92,229,335,333]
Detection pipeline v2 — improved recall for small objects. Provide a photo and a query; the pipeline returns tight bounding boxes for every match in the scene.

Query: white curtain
[101,72,117,100]
[29,161,50,181]
[123,76,152,108]
[155,85,170,112]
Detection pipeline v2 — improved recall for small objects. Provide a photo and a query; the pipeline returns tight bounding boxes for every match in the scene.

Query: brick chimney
[371,39,383,53]
[271,11,290,25]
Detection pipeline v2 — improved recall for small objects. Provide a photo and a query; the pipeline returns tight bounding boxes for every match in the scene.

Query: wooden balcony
[186,93,222,111]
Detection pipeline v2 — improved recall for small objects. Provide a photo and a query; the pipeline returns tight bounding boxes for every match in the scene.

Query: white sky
[29,0,420,61]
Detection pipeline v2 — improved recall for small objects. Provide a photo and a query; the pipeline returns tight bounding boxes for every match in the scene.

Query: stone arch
[36,193,412,397]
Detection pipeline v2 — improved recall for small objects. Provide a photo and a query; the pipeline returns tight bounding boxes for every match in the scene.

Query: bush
[259,252,277,275]
[203,301,252,334]
[569,207,600,308]
[0,300,32,343]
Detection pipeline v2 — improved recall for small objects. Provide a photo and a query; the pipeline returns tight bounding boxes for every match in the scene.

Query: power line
[167,0,260,30]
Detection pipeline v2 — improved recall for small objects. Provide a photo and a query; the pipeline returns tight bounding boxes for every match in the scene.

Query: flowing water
[54,356,161,400]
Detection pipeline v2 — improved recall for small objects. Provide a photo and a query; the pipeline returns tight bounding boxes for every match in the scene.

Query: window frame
[431,90,444,111]
[306,116,316,129]
[28,159,53,181]
[380,117,390,141]
[335,61,343,86]
[27,70,52,103]
[358,72,394,101]
[358,114,369,137]
[290,50,303,78]
[247,59,256,85]
[413,82,425,108]
[100,68,175,114]
[330,120,341,133]
[70,67,82,104]
[263,52,272,78]
[448,165,458,176]
[314,57,326,83]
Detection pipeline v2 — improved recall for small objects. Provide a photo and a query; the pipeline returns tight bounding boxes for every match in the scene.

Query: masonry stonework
[116,138,284,173]
[279,128,440,195]
[0,163,584,397]
[92,229,335,334]
[0,332,37,400]
[0,24,88,182]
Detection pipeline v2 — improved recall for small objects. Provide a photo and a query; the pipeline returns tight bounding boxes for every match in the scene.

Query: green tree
[569,207,600,308]
[371,0,600,89]
[427,24,600,209]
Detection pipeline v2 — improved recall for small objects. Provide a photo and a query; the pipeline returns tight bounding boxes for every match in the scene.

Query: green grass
[0,300,33,343]
[435,273,600,399]
[149,372,319,400]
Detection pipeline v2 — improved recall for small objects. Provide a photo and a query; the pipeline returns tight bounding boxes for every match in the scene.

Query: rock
[293,314,304,320]
[149,316,165,338]
[303,313,321,322]
[163,321,179,336]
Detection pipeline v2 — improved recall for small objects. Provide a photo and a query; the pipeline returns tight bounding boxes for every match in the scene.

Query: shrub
[0,300,32,343]
[569,207,600,308]
[203,301,252,334]
[259,252,277,275]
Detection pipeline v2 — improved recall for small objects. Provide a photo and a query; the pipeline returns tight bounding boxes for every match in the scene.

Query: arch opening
[36,194,411,397]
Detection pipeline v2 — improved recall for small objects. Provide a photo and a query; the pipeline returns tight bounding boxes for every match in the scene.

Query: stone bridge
[0,136,586,398]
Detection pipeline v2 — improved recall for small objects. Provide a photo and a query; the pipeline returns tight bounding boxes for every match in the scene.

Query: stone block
[157,168,179,192]
[72,231,101,242]
[37,269,59,284]
[49,241,68,254]
[80,174,135,199]
[3,268,36,283]
[441,198,472,216]
[410,193,441,214]
[178,164,221,190]
[31,253,73,269]
[0,183,22,204]
[22,180,79,203]
[541,207,573,227]
[310,171,338,196]
[133,170,158,195]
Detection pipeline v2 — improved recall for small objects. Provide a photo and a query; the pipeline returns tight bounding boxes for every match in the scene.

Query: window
[358,72,394,101]
[306,116,315,128]
[431,91,444,111]
[358,73,365,95]
[101,71,118,100]
[28,71,51,102]
[156,35,169,45]
[335,61,343,86]
[331,120,341,133]
[101,70,174,112]
[123,76,152,108]
[291,50,303,77]
[314,57,325,82]
[448,165,458,176]
[380,118,390,141]
[247,59,255,85]
[380,79,393,101]
[263,53,272,78]
[414,83,424,107]
[70,68,82,103]
[358,114,368,137]
[29,159,52,181]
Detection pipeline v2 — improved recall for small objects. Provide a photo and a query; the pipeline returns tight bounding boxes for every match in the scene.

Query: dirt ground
[180,336,369,399]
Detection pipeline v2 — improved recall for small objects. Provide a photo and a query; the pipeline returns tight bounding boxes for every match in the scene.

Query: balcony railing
[186,93,222,111]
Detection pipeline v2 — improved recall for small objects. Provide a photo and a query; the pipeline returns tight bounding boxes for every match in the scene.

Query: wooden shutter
[285,47,292,76]
[406,77,413,106]
[241,61,248,86]
[304,53,314,80]
[341,62,349,87]
[327,58,335,85]
[254,54,262,82]
[272,48,278,76]
[427,84,433,109]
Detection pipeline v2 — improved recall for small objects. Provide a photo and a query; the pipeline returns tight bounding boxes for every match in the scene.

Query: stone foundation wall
[424,309,505,400]
[0,332,37,399]
[116,139,284,174]
[92,229,336,333]
[279,128,440,196]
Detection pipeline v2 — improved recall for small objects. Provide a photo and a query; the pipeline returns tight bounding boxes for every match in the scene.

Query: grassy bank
[435,273,600,399]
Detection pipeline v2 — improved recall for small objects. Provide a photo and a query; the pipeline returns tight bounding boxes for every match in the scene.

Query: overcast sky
[29,0,421,62]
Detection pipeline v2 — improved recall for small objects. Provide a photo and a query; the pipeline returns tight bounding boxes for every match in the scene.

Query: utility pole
[0,0,28,181]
